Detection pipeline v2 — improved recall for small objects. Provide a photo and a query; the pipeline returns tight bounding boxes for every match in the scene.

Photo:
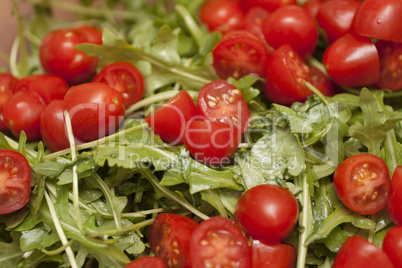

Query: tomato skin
[183,120,241,166]
[39,26,101,85]
[0,73,18,130]
[332,236,395,268]
[251,241,296,268]
[144,90,198,145]
[351,0,402,43]
[93,61,145,108]
[242,7,270,41]
[234,184,299,244]
[2,90,46,140]
[240,0,297,12]
[124,256,166,268]
[316,0,361,43]
[263,44,314,105]
[302,0,322,18]
[197,79,251,133]
[375,40,402,91]
[323,33,380,87]
[63,82,125,142]
[382,225,402,268]
[0,149,31,215]
[387,166,402,225]
[309,65,335,97]
[261,5,318,59]
[74,25,103,44]
[148,213,199,268]
[200,0,245,34]
[333,153,391,215]
[212,30,270,80]
[189,216,251,268]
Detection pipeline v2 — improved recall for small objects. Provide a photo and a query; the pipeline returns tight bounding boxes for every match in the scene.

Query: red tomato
[352,0,402,43]
[12,74,68,104]
[189,216,251,268]
[148,213,199,268]
[387,166,402,225]
[39,26,102,85]
[251,241,296,268]
[0,149,31,215]
[332,236,395,268]
[63,82,125,142]
[240,0,297,12]
[323,33,380,87]
[316,0,361,43]
[382,225,402,268]
[93,61,145,108]
[199,0,245,34]
[302,0,322,18]
[124,256,166,268]
[0,73,18,130]
[242,7,270,41]
[183,120,241,166]
[2,90,46,140]
[261,5,318,59]
[197,79,251,133]
[309,65,335,97]
[74,25,103,44]
[212,30,270,80]
[234,184,299,243]
[333,153,391,215]
[375,40,402,91]
[144,90,198,145]
[263,44,314,105]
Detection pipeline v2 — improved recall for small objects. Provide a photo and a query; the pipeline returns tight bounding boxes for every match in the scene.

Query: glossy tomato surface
[234,184,299,243]
[93,61,145,108]
[309,65,335,97]
[0,73,18,130]
[376,40,402,91]
[148,213,199,268]
[199,0,245,34]
[261,5,318,59]
[263,44,314,105]
[333,153,390,215]
[0,149,31,215]
[240,0,297,12]
[124,256,166,268]
[197,79,251,133]
[74,25,103,44]
[387,166,402,225]
[212,30,269,80]
[183,120,241,166]
[63,82,125,142]
[382,225,402,268]
[242,7,270,41]
[144,90,198,145]
[352,0,402,42]
[189,216,251,268]
[332,236,395,268]
[323,33,380,87]
[251,240,296,268]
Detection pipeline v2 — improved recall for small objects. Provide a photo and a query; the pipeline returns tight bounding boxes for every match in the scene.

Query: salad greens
[1,0,402,267]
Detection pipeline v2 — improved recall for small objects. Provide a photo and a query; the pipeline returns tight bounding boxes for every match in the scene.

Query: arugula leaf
[0,232,23,268]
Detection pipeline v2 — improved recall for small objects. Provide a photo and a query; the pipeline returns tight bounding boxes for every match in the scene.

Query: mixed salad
[1,0,402,267]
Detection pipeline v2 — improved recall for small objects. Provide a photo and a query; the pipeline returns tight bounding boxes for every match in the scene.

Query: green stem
[125,90,180,115]
[174,4,205,47]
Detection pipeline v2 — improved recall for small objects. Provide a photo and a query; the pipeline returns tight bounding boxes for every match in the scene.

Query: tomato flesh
[387,166,402,225]
[376,40,402,91]
[124,256,166,268]
[251,241,296,268]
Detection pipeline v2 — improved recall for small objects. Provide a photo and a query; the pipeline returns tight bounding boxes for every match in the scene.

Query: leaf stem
[125,90,180,115]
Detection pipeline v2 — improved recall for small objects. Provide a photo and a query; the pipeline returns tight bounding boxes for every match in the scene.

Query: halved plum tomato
[263,44,314,105]
[93,61,145,108]
[212,30,270,80]
[333,153,391,215]
[240,0,297,12]
[382,225,402,268]
[197,79,251,133]
[124,256,166,268]
[387,166,402,225]
[183,119,241,166]
[351,0,402,43]
[148,213,199,268]
[251,240,296,268]
[144,90,198,145]
[375,40,402,91]
[0,73,18,130]
[189,216,251,268]
[332,236,395,268]
[0,149,31,215]
[323,33,380,87]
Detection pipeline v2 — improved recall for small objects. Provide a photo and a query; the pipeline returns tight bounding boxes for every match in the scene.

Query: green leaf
[0,232,23,268]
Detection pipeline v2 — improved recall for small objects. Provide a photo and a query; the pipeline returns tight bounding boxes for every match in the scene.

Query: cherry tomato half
[124,256,166,268]
[375,40,402,91]
[333,153,391,215]
[148,213,199,268]
[332,236,395,268]
[189,216,251,268]
[382,225,402,268]
[197,79,251,133]
[144,90,198,145]
[0,149,31,215]
[93,61,145,108]
[251,240,296,268]
[387,166,402,225]
[234,184,299,243]
[0,73,18,130]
